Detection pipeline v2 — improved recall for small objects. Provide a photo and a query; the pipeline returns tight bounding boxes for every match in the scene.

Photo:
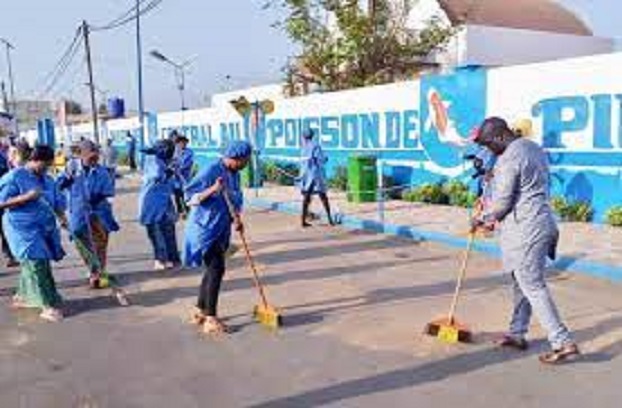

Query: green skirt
[16,260,63,308]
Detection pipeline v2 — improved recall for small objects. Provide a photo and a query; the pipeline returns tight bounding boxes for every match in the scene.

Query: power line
[34,27,83,99]
[92,0,165,32]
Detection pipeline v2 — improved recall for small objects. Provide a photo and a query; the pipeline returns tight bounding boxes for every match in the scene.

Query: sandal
[10,295,37,310]
[495,335,529,351]
[189,308,207,326]
[89,275,102,290]
[539,343,580,365]
[202,316,230,335]
[40,308,63,323]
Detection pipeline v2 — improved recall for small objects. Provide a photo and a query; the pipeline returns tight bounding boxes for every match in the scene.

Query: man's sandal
[189,308,207,326]
[201,316,230,336]
[495,335,529,351]
[539,344,580,365]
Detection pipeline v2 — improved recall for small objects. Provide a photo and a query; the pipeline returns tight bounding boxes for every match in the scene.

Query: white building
[406,0,614,67]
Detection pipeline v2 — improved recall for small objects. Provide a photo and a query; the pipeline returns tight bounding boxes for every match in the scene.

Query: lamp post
[149,49,196,111]
[0,38,17,135]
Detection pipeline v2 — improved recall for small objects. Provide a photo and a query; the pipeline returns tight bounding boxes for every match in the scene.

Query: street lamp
[149,49,196,111]
[0,38,17,134]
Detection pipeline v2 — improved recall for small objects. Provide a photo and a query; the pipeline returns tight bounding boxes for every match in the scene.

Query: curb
[247,197,622,283]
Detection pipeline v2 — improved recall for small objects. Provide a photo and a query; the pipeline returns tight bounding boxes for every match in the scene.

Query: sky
[0,0,617,113]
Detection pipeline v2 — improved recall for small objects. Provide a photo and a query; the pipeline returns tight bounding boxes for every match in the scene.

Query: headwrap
[302,128,315,140]
[141,139,175,161]
[29,144,55,162]
[224,140,252,159]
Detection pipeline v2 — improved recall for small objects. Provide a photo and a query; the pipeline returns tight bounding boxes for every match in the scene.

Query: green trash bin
[241,157,263,188]
[347,156,377,203]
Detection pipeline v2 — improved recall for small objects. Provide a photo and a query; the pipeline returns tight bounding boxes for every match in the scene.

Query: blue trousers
[145,222,180,264]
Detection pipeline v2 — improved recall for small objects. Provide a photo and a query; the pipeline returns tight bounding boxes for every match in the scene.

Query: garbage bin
[347,155,377,203]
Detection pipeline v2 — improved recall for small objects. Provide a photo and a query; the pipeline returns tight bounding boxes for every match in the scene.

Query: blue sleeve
[184,162,219,200]
[95,167,115,198]
[45,176,66,213]
[0,173,19,203]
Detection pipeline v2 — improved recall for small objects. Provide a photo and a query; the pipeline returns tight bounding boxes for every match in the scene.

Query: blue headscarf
[141,139,175,162]
[224,140,252,159]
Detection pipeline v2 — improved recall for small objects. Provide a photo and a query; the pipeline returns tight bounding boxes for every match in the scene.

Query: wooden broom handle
[447,233,475,323]
[222,188,270,308]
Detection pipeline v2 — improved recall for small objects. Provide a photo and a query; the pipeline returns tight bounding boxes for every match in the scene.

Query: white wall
[462,25,614,66]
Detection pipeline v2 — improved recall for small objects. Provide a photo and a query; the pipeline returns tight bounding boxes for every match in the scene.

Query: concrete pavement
[1,177,622,407]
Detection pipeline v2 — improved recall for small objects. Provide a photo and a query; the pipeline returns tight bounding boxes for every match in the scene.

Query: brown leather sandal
[495,335,529,351]
[539,344,580,365]
[202,316,230,336]
[189,308,206,326]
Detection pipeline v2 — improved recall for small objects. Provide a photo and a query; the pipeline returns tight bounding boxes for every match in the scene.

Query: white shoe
[153,261,167,271]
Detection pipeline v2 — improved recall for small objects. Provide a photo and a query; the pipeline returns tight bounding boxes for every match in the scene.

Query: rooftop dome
[437,0,592,36]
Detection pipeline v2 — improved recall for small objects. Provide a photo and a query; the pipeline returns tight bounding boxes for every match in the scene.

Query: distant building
[406,0,614,67]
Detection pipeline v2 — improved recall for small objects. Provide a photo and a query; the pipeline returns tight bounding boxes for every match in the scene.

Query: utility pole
[0,38,17,135]
[82,20,100,144]
[136,0,146,151]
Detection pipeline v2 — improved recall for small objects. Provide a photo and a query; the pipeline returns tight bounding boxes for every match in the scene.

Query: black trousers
[197,244,226,316]
[173,188,188,215]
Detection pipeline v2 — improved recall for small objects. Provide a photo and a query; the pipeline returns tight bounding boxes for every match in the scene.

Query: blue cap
[224,140,252,159]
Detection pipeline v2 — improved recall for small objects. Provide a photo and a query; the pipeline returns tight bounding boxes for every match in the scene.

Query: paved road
[1,178,621,407]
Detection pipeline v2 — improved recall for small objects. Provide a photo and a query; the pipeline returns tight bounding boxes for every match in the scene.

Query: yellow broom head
[253,304,282,330]
[424,317,472,344]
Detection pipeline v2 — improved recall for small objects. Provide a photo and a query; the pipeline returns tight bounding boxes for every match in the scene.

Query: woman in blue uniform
[0,145,67,322]
[184,140,251,335]
[299,129,334,227]
[57,140,120,289]
[138,139,181,270]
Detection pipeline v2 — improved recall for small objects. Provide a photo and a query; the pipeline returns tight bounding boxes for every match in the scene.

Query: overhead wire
[34,27,83,99]
[91,0,165,32]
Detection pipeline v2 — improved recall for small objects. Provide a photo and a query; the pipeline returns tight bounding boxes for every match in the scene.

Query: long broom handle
[222,187,270,309]
[447,232,475,323]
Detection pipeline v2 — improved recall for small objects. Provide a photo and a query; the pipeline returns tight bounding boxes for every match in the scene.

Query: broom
[222,187,282,330]
[424,231,475,344]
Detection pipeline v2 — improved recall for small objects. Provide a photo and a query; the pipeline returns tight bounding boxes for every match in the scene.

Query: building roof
[437,0,592,36]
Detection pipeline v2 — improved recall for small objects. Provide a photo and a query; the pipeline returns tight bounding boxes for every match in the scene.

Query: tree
[268,0,455,95]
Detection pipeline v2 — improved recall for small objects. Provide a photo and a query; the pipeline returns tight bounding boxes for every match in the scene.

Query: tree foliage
[268,0,455,95]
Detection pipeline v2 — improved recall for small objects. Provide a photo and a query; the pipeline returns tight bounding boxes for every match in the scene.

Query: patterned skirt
[16,260,62,308]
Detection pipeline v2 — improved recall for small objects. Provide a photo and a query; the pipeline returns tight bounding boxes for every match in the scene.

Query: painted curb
[247,197,622,283]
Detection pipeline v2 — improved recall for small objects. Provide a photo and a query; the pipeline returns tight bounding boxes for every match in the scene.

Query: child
[138,139,181,270]
[184,140,251,335]
[0,145,67,322]
[57,140,120,289]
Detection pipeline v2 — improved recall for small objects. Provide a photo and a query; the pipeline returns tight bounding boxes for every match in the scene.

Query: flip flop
[495,335,529,351]
[201,316,230,336]
[539,344,580,365]
[39,308,63,323]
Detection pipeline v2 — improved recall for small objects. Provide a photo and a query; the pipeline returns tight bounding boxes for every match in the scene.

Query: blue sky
[0,0,617,112]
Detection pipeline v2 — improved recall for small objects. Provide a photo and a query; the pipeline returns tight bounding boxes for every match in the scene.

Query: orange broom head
[253,304,282,330]
[424,317,472,344]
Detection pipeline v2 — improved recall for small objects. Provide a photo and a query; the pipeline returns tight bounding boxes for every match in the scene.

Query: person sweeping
[0,145,67,322]
[471,117,580,364]
[138,139,181,270]
[183,140,251,335]
[57,140,120,289]
[299,129,334,227]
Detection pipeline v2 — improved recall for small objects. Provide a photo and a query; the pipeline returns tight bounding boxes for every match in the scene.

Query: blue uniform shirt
[182,160,243,267]
[57,159,120,235]
[138,155,178,225]
[299,140,328,194]
[0,167,66,261]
